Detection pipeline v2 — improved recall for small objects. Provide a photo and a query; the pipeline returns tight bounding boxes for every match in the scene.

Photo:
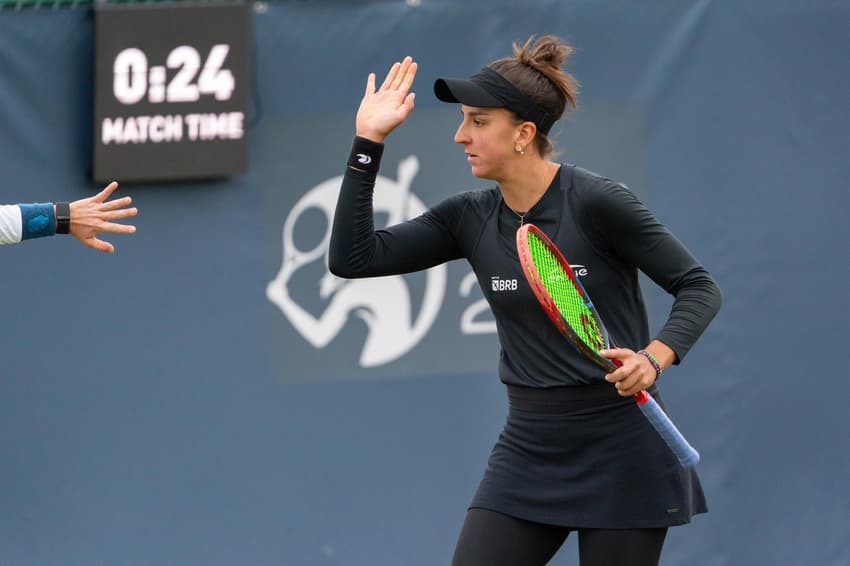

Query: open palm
[69,181,138,253]
[355,56,418,143]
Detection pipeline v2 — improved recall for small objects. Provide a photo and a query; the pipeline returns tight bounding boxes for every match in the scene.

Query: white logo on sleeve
[356,153,372,165]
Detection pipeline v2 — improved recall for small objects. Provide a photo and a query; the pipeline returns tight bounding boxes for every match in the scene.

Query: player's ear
[515,121,537,149]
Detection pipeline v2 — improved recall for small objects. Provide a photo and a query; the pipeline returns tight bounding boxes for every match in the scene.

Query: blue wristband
[19,203,56,240]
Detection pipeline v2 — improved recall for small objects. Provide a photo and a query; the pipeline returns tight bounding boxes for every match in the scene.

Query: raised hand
[69,181,138,253]
[355,56,418,144]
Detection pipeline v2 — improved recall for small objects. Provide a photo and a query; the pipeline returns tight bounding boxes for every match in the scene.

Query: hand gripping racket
[516,223,700,468]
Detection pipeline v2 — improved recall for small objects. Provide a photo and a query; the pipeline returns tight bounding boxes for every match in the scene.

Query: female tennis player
[329,36,722,566]
[1,181,136,253]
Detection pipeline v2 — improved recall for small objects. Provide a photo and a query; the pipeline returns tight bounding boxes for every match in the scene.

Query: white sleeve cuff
[0,204,23,245]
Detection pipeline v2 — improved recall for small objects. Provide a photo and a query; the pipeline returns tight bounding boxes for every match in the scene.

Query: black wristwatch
[55,202,71,234]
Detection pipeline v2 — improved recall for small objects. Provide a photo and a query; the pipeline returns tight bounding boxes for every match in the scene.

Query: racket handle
[634,391,701,468]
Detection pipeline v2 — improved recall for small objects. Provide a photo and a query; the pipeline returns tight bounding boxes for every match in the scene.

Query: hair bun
[516,35,573,71]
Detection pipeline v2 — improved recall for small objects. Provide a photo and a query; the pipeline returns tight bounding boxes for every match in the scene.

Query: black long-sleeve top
[330,138,722,387]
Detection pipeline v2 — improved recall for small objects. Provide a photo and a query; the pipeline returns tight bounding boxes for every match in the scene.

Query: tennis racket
[516,223,700,468]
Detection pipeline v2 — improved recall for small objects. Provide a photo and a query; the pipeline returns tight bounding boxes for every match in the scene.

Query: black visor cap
[433,77,503,108]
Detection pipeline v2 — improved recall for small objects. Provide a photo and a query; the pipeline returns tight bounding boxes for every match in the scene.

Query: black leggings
[451,508,668,566]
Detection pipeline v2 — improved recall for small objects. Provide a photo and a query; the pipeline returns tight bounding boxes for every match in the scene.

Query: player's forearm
[656,269,722,363]
[329,137,385,278]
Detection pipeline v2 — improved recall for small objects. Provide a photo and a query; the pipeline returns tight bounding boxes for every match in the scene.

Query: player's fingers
[390,56,413,90]
[619,385,640,398]
[84,237,115,253]
[100,195,133,211]
[95,181,119,202]
[613,380,628,396]
[604,355,643,386]
[379,61,400,91]
[105,206,138,220]
[400,60,418,91]
[612,370,642,396]
[100,220,137,234]
[599,347,633,360]
[604,367,626,384]
[398,92,416,116]
[364,72,375,96]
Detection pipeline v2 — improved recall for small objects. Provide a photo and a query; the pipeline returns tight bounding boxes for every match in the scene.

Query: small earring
[515,145,525,156]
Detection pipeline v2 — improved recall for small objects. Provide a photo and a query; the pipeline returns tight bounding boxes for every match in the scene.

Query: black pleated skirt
[469,382,707,528]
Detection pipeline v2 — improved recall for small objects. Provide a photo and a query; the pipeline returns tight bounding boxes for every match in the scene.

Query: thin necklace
[513,209,528,226]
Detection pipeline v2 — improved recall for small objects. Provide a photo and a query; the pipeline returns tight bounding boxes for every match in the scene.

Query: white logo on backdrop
[266,156,448,367]
[459,272,497,335]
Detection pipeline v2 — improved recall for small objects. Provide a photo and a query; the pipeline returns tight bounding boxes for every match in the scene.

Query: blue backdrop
[1,1,848,565]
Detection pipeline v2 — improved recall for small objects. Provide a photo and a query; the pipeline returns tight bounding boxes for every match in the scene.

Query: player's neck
[499,160,560,215]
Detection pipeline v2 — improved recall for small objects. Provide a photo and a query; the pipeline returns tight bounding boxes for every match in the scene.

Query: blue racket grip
[634,391,700,467]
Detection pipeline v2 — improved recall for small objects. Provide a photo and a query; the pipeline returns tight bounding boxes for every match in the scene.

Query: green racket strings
[528,233,606,351]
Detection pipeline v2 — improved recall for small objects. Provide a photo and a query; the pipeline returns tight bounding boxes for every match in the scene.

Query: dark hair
[489,35,579,157]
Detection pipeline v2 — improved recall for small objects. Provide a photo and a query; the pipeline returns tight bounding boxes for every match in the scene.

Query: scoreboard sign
[93,2,251,183]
